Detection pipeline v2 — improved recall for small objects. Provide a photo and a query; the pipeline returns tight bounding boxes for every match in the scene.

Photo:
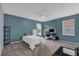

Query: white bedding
[23,35,44,50]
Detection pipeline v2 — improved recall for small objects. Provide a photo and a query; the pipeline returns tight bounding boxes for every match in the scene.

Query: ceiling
[2,3,79,22]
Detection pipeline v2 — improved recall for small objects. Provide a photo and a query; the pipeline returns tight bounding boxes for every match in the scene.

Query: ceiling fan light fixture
[41,16,45,19]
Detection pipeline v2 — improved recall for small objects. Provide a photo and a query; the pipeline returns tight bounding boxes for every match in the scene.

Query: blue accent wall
[4,13,79,43]
[4,14,43,42]
[44,14,79,43]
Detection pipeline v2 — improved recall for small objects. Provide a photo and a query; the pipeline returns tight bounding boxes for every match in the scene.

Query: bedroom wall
[4,14,43,42]
[0,4,4,55]
[44,14,79,43]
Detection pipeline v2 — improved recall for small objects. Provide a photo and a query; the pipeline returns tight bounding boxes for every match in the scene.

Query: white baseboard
[11,40,22,44]
[0,46,3,56]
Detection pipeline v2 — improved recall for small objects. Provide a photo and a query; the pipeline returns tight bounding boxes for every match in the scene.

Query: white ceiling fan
[36,9,51,19]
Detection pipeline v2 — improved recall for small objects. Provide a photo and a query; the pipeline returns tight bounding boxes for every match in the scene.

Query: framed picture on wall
[62,19,75,36]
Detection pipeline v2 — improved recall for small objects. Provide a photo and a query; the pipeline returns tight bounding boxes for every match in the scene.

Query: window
[62,19,75,36]
[36,23,42,36]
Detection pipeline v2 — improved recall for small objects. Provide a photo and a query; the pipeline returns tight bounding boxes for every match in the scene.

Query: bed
[23,35,44,50]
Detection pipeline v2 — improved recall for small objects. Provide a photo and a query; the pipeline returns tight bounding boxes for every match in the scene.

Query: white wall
[0,4,4,55]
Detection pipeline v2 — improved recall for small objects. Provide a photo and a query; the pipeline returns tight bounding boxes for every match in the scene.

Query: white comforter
[23,35,44,50]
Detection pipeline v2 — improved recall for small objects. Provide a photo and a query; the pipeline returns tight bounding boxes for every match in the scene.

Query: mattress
[23,35,43,50]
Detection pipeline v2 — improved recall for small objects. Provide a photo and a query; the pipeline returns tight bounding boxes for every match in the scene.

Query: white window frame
[62,19,75,36]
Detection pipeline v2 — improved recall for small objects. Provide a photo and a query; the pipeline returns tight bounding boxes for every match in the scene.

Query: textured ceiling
[2,3,79,22]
